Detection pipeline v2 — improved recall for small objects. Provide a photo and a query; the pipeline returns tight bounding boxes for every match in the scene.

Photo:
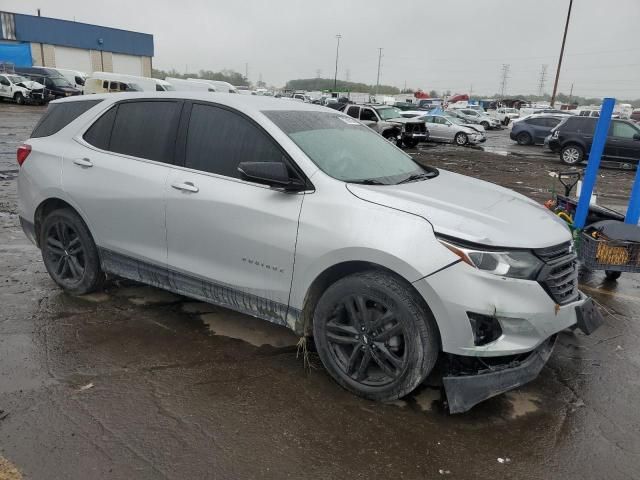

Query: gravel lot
[0,102,639,480]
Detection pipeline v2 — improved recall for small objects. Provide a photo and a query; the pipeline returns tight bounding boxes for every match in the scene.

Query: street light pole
[550,0,573,107]
[333,34,342,92]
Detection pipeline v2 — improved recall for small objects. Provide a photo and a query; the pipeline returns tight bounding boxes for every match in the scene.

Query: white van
[187,78,237,93]
[54,68,87,90]
[84,77,144,94]
[165,77,216,92]
[85,72,174,94]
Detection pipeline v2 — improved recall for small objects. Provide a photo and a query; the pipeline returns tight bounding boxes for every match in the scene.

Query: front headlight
[438,238,543,280]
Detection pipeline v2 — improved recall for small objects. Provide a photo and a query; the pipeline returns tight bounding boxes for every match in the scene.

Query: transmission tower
[499,64,511,98]
[537,64,548,97]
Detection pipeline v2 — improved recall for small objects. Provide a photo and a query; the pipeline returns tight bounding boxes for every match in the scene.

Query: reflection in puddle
[114,286,183,305]
[200,311,299,347]
[504,391,541,418]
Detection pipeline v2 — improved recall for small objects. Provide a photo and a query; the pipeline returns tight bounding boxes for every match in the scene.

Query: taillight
[17,144,31,167]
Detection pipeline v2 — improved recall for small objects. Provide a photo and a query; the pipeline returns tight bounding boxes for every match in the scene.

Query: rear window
[31,100,102,138]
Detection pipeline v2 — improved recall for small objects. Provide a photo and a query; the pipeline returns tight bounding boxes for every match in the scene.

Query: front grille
[405,122,426,134]
[535,241,580,305]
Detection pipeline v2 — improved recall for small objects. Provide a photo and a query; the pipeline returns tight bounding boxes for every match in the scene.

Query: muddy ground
[0,103,639,480]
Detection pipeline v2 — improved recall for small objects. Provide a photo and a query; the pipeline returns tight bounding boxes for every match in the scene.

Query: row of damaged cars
[338,103,487,148]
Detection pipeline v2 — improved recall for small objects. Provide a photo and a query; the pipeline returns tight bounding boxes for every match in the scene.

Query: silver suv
[17,92,601,413]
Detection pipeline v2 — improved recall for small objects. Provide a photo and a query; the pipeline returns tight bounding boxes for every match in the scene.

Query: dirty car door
[165,102,303,325]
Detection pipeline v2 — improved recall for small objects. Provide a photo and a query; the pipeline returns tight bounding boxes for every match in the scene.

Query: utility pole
[345,68,350,82]
[470,84,473,97]
[316,69,321,79]
[537,64,548,97]
[375,47,383,96]
[499,64,510,98]
[333,34,342,91]
[550,0,573,107]
[245,63,249,81]
[568,83,574,104]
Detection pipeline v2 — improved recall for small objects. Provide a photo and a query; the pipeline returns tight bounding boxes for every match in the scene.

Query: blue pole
[625,167,640,224]
[573,97,615,229]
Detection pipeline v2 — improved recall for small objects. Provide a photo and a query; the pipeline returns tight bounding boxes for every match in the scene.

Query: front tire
[605,270,621,281]
[14,93,25,105]
[41,208,104,295]
[480,121,490,129]
[313,271,439,402]
[403,138,419,149]
[561,144,585,165]
[454,132,469,146]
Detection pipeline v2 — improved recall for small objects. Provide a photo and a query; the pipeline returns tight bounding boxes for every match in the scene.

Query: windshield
[376,107,402,120]
[7,75,28,83]
[263,111,435,185]
[50,76,73,87]
[505,108,518,113]
[162,84,176,91]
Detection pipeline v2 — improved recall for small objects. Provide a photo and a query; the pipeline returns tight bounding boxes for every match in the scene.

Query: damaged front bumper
[442,297,603,413]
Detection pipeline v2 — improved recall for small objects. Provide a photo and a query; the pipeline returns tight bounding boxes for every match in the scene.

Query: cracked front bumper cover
[443,337,556,414]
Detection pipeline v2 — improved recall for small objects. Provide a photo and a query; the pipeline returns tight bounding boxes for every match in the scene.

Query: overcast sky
[4,0,640,98]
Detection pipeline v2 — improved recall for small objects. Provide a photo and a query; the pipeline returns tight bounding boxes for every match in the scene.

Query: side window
[545,118,561,128]
[346,106,360,119]
[45,78,54,88]
[611,121,639,139]
[109,101,181,163]
[83,106,117,150]
[0,76,9,86]
[360,108,377,121]
[185,103,285,178]
[102,80,108,89]
[31,100,102,138]
[155,84,164,91]
[424,116,434,123]
[528,118,545,126]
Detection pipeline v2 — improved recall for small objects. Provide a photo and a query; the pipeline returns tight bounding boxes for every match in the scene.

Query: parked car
[0,73,47,104]
[448,108,501,129]
[188,78,238,93]
[576,109,601,118]
[392,101,420,111]
[344,104,427,147]
[16,92,601,413]
[489,107,520,125]
[510,115,564,145]
[85,72,173,93]
[14,67,81,99]
[84,77,144,94]
[54,68,87,90]
[402,111,485,146]
[547,116,640,166]
[166,77,216,92]
[630,109,640,124]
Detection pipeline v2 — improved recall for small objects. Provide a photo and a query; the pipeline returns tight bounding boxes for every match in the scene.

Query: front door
[609,120,640,162]
[165,102,304,325]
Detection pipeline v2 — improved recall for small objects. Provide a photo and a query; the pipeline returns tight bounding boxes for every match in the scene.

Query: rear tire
[516,132,532,145]
[41,208,104,295]
[313,271,439,402]
[561,144,585,165]
[480,121,490,129]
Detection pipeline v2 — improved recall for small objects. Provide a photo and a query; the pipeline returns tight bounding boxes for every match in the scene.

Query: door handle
[73,158,93,167]
[171,181,199,193]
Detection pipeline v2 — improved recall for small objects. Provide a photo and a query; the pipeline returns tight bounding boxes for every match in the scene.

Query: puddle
[199,311,299,347]
[504,391,541,418]
[77,292,110,303]
[181,301,220,314]
[114,286,182,305]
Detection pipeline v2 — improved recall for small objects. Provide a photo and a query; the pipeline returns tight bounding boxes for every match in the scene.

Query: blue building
[0,11,154,76]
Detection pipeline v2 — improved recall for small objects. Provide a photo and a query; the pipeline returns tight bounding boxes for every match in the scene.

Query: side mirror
[634,133,640,141]
[238,162,305,192]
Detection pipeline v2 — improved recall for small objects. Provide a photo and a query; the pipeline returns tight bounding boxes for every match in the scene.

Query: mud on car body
[17,92,602,413]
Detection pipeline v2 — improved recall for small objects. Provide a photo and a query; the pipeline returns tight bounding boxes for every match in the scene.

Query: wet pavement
[1,103,639,479]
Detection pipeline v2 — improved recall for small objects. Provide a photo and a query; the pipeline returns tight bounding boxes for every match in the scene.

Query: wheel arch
[34,197,92,248]
[297,260,441,350]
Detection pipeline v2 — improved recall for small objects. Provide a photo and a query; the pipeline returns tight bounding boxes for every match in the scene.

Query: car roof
[50,91,332,114]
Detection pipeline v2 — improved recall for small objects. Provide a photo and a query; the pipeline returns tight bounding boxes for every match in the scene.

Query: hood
[346,170,571,249]
[16,80,44,90]
[462,123,485,133]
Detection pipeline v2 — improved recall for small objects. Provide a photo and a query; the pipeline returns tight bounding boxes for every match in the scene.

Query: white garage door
[112,54,143,76]
[54,46,92,73]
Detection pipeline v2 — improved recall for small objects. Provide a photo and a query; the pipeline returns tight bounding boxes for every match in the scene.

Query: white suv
[17,92,602,413]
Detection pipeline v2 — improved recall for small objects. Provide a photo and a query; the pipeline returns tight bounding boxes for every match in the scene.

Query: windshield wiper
[397,172,436,184]
[351,179,387,185]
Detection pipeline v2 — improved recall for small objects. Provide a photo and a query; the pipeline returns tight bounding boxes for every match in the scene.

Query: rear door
[63,99,182,265]
[164,102,304,324]
[527,117,548,143]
